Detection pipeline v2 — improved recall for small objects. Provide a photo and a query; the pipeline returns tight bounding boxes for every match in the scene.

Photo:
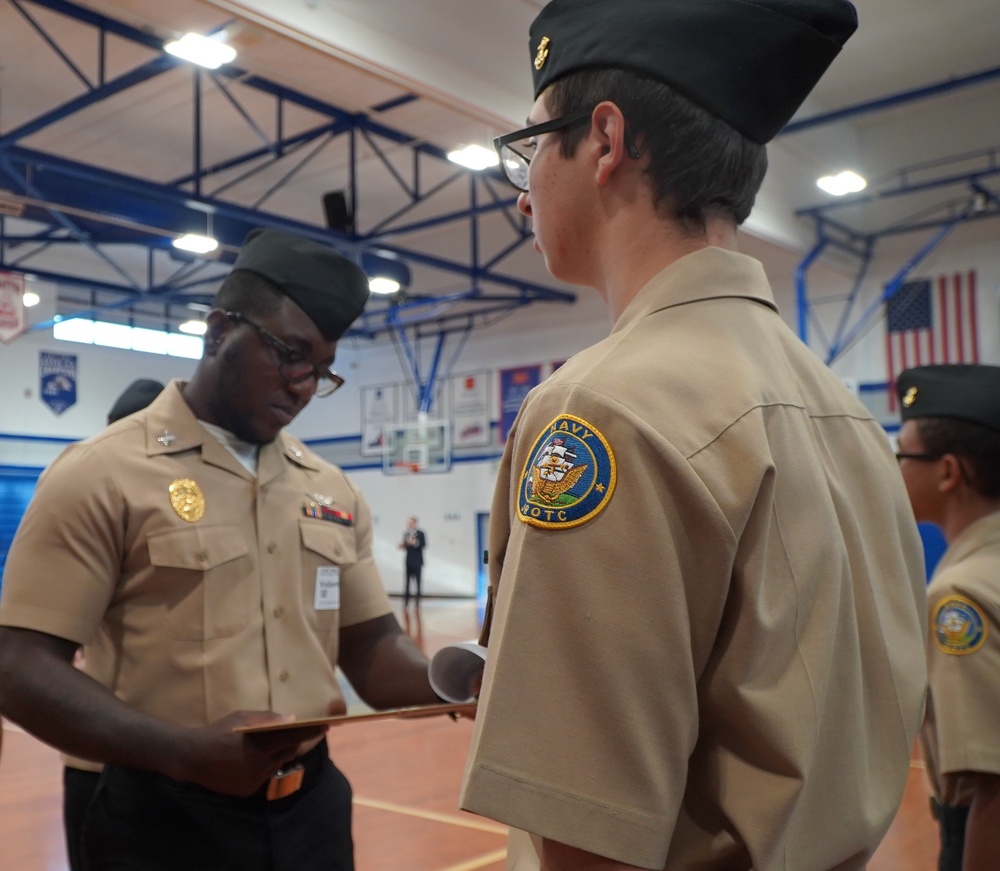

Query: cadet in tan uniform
[895,365,1000,871]
[458,2,927,869]
[0,228,441,871]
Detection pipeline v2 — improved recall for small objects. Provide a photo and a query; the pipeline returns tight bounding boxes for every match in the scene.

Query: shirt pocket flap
[300,519,356,565]
[148,525,249,571]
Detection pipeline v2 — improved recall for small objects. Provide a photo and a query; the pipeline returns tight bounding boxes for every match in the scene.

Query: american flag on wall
[885,271,979,411]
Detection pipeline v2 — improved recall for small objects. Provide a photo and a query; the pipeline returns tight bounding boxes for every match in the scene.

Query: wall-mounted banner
[40,351,77,416]
[451,371,491,448]
[499,364,542,442]
[0,270,27,344]
[360,384,398,456]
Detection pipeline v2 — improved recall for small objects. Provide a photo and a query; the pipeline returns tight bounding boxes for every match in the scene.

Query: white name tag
[314,566,341,610]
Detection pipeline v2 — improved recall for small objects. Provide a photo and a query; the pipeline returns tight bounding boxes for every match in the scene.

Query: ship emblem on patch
[933,595,987,655]
[517,414,616,529]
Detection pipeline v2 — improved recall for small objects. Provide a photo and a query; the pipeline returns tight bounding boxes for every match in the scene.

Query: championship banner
[499,364,542,443]
[360,384,398,456]
[0,270,27,344]
[450,372,491,448]
[40,351,77,416]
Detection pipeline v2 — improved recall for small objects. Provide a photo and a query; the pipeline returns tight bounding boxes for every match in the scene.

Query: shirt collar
[611,246,778,336]
[935,511,1000,575]
[143,379,322,476]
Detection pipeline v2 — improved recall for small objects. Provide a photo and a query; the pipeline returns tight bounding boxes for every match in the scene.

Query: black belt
[106,741,329,805]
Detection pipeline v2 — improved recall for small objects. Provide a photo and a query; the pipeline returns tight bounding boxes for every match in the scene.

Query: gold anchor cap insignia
[169,478,205,523]
[902,386,918,408]
[534,36,551,71]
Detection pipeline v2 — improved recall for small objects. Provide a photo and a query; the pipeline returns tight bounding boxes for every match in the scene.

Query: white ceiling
[1,0,998,337]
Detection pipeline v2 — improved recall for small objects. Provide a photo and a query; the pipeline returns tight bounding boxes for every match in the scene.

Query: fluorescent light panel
[53,319,204,360]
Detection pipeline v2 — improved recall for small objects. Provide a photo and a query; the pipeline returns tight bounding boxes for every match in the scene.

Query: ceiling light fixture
[172,233,219,254]
[816,170,867,196]
[22,291,41,307]
[447,145,500,171]
[369,277,401,296]
[179,319,208,335]
[164,33,237,70]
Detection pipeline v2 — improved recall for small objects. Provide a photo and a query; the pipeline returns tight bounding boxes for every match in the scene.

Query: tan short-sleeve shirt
[0,381,391,739]
[919,512,1000,807]
[460,248,927,870]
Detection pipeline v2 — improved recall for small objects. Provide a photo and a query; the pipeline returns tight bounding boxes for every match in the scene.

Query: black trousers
[404,561,423,603]
[73,744,353,871]
[932,798,969,871]
[64,766,102,871]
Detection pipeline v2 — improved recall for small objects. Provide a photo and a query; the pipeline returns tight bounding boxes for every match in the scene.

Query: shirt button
[279,671,289,683]
[197,550,208,562]
[267,543,277,554]
[273,606,284,619]
[334,546,342,557]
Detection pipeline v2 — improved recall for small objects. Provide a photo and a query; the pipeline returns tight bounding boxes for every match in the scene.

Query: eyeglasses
[493,109,640,192]
[895,452,943,463]
[225,311,345,398]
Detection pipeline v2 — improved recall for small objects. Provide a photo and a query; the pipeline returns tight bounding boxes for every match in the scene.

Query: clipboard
[232,701,477,734]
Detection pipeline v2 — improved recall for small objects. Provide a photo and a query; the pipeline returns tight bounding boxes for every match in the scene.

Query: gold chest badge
[169,478,205,523]
[902,386,918,408]
[534,36,551,71]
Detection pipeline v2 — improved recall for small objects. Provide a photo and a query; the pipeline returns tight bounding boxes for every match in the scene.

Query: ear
[202,309,233,359]
[938,453,964,494]
[591,102,631,187]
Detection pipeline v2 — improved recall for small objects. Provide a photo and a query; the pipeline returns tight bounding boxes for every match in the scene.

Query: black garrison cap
[897,365,1000,433]
[528,0,858,144]
[108,378,164,424]
[230,228,370,341]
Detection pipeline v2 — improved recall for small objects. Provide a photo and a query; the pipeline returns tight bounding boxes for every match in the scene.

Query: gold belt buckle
[266,763,304,801]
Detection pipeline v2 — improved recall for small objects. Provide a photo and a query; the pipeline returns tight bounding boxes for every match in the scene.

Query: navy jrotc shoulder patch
[933,595,987,655]
[517,414,616,529]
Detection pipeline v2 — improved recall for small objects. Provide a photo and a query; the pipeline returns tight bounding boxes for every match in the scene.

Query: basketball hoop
[392,461,421,474]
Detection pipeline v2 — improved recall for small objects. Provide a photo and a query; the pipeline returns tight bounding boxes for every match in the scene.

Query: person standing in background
[458,1,927,868]
[400,516,427,608]
[106,378,165,426]
[895,364,1000,871]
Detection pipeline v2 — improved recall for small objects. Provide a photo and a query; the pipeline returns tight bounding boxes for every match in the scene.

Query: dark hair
[546,68,768,232]
[916,417,1000,499]
[214,269,285,319]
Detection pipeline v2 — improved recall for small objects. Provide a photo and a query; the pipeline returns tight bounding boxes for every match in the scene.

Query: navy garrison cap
[107,379,164,424]
[231,229,370,341]
[528,0,858,144]
[897,365,1000,433]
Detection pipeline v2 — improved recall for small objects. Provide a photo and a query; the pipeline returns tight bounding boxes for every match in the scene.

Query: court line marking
[354,796,508,835]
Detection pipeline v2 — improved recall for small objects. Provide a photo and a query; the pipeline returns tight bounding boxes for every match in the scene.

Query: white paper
[428,640,487,703]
